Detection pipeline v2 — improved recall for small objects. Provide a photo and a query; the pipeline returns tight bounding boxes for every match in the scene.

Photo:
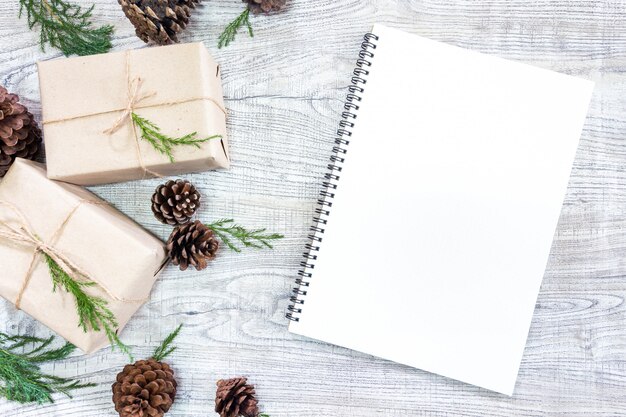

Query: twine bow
[0,200,147,309]
[103,77,155,136]
[102,75,160,178]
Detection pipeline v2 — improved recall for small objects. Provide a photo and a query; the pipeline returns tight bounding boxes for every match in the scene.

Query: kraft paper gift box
[37,42,229,186]
[0,159,168,353]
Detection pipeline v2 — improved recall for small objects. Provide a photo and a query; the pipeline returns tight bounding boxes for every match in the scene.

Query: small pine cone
[151,179,200,225]
[244,0,286,14]
[112,359,177,417]
[0,86,42,177]
[167,220,219,271]
[118,0,200,45]
[215,377,259,417]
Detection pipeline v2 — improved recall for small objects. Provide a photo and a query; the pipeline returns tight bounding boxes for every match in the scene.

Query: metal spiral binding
[286,32,379,322]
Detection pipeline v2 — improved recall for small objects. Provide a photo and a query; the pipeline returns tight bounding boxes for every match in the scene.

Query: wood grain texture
[1,0,625,415]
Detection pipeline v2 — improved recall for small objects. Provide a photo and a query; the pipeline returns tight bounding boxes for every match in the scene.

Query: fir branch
[18,0,113,56]
[0,332,95,404]
[44,254,132,360]
[152,324,182,362]
[131,113,222,163]
[206,219,284,253]
[218,8,254,49]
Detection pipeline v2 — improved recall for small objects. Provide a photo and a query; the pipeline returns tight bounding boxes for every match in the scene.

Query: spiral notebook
[288,24,594,395]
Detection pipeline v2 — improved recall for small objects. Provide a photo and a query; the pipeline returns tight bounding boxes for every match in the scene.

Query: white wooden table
[1,1,625,415]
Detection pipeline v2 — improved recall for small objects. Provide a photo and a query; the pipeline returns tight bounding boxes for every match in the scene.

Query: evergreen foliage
[18,0,113,56]
[0,332,94,404]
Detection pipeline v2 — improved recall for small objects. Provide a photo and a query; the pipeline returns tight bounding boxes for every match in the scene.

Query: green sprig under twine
[43,254,132,360]
[18,0,113,56]
[206,219,284,253]
[131,113,221,163]
[218,8,254,49]
[0,332,95,404]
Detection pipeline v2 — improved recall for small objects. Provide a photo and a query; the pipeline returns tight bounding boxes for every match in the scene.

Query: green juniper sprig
[218,8,253,49]
[207,219,284,253]
[131,113,222,163]
[0,332,95,404]
[18,0,113,56]
[44,254,132,360]
[151,324,182,362]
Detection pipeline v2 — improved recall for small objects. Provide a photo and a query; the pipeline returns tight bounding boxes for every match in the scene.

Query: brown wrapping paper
[37,42,229,186]
[0,159,168,353]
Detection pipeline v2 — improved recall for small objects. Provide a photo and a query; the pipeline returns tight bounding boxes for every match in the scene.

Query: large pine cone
[118,0,200,45]
[0,86,42,177]
[167,220,219,271]
[112,359,177,417]
[244,0,286,14]
[215,377,259,417]
[151,179,200,225]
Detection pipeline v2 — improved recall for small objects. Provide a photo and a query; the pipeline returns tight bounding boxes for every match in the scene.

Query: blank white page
[289,24,594,395]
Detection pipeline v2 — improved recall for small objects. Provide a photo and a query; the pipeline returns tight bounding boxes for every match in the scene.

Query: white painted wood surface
[1,0,625,415]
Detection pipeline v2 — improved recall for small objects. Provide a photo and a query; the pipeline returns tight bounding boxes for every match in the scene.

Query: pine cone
[244,0,286,14]
[167,220,219,271]
[112,359,177,417]
[151,179,200,225]
[0,86,42,177]
[118,0,200,45]
[215,377,259,417]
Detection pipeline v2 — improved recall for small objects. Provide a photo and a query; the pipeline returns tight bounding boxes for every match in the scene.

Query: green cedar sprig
[131,113,222,163]
[218,8,253,49]
[0,332,95,404]
[152,324,182,362]
[206,219,284,253]
[44,254,132,360]
[18,0,113,56]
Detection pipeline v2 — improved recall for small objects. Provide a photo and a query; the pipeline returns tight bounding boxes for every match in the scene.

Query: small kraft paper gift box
[37,42,229,185]
[0,158,168,353]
